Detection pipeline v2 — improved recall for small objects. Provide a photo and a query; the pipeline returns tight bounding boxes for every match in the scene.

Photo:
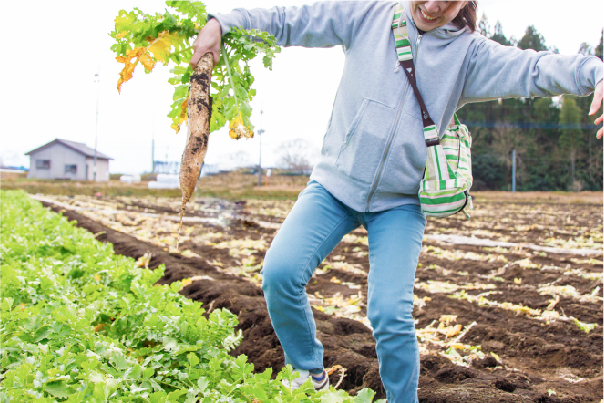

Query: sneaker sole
[313,374,330,390]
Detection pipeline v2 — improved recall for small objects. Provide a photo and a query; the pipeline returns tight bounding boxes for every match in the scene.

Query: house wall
[85,158,109,181]
[27,144,87,180]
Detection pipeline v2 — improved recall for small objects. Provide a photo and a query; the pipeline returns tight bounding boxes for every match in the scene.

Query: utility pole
[570,129,575,188]
[512,149,517,192]
[589,128,592,187]
[257,108,264,187]
[151,115,155,173]
[571,150,576,188]
[94,68,100,181]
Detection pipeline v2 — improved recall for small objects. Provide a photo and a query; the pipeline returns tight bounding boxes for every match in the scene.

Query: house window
[65,165,77,174]
[36,160,50,170]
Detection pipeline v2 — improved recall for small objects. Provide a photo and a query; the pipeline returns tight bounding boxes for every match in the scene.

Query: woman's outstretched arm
[462,38,603,100]
[461,37,603,137]
[190,1,374,69]
[209,2,374,47]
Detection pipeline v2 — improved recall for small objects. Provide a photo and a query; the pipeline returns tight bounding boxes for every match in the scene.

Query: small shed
[25,139,112,181]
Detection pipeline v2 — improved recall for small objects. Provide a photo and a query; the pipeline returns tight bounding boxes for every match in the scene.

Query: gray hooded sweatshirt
[210,1,603,212]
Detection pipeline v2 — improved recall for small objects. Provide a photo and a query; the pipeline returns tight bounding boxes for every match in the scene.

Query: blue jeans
[261,181,426,402]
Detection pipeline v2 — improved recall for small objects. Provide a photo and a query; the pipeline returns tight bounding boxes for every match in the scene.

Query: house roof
[25,139,113,160]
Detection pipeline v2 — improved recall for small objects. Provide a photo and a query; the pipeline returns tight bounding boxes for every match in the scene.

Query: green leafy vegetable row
[0,191,377,403]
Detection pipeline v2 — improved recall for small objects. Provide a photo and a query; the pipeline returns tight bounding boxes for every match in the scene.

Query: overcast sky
[1,0,602,174]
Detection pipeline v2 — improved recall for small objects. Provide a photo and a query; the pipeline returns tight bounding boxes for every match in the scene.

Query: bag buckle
[425,138,440,147]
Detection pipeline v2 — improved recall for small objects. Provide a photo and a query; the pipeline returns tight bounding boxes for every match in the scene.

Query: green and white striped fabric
[392,10,412,61]
[393,4,473,218]
[420,117,473,217]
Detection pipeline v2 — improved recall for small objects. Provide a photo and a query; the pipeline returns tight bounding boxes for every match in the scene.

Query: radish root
[177,52,214,250]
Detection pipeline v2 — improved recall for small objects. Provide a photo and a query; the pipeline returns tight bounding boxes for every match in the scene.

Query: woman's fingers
[190,18,222,69]
[589,81,603,139]
[589,81,602,116]
[190,45,220,69]
[190,50,204,69]
[209,48,221,66]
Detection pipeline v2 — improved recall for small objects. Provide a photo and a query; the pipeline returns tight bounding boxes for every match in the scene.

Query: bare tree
[491,127,531,186]
[227,151,252,168]
[278,139,318,171]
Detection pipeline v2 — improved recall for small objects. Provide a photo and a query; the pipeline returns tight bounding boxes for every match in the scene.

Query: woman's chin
[414,9,442,31]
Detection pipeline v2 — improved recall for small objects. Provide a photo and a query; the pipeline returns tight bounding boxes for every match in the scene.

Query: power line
[475,153,600,162]
[464,121,599,129]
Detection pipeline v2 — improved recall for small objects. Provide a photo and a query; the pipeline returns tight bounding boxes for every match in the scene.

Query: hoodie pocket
[377,105,428,194]
[334,98,397,184]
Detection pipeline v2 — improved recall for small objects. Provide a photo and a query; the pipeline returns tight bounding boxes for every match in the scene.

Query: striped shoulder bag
[393,5,474,218]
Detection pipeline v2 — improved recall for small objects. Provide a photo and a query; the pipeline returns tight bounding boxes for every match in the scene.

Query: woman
[190,2,603,401]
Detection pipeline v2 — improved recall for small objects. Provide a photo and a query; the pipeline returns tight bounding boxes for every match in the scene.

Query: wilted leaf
[229,113,253,139]
[137,252,152,268]
[171,98,188,133]
[116,47,148,93]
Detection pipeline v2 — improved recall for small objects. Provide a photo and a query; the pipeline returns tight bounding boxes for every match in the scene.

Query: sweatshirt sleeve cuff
[578,56,604,95]
[208,10,249,36]
[595,62,603,88]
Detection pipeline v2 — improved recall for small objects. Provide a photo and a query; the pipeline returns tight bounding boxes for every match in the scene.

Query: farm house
[25,139,112,181]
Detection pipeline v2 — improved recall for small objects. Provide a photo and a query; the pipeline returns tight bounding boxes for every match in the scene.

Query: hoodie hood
[401,1,469,39]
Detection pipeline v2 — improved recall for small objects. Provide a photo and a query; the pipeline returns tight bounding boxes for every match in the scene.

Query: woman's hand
[589,80,603,139]
[190,18,222,69]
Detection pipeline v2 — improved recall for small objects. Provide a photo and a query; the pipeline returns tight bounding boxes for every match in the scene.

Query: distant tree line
[456,17,603,191]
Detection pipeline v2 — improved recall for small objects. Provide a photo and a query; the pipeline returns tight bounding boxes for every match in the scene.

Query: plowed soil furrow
[39,198,603,403]
[483,290,603,325]
[121,199,289,224]
[414,290,602,364]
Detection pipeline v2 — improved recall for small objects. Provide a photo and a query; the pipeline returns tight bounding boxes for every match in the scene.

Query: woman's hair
[450,1,478,33]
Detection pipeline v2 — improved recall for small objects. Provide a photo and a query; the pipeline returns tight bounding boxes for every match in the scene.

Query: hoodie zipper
[364,82,409,211]
[364,30,423,211]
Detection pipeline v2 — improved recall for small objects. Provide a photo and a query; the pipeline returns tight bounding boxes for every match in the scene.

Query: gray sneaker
[282,369,330,391]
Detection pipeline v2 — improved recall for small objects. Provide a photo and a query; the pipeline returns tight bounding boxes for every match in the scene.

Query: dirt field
[36,192,603,402]
[0,172,309,199]
[4,172,602,203]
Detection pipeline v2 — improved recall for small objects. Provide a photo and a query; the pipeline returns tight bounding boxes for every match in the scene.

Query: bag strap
[392,5,439,146]
[454,114,461,126]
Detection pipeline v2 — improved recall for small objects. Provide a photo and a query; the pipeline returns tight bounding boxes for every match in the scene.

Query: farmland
[24,188,603,402]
